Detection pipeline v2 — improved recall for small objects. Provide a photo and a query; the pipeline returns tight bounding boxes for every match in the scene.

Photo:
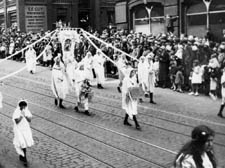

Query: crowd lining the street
[1,27,225,98]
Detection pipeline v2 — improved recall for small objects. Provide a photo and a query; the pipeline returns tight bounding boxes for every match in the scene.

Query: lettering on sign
[25,5,47,33]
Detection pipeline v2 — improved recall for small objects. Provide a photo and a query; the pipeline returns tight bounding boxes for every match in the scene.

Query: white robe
[122,76,138,119]
[81,56,93,81]
[143,60,155,93]
[12,107,34,157]
[221,72,225,98]
[63,51,74,66]
[0,92,2,108]
[43,45,53,62]
[93,54,105,84]
[51,62,69,99]
[117,58,126,83]
[138,61,146,91]
[25,48,36,73]
[9,42,15,55]
[66,59,78,91]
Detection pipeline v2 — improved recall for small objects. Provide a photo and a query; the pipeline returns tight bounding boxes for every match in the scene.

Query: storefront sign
[25,5,47,33]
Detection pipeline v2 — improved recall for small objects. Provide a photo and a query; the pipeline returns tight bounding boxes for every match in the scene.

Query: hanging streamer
[0,30,56,64]
[0,31,57,81]
[82,31,118,68]
[81,29,139,62]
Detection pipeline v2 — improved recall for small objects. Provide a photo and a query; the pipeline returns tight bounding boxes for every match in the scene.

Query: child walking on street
[12,100,34,167]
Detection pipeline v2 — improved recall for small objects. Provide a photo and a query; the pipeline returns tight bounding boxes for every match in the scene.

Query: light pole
[203,0,212,31]
[145,6,153,34]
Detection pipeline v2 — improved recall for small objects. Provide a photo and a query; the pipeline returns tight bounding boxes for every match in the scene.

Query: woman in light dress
[174,125,217,168]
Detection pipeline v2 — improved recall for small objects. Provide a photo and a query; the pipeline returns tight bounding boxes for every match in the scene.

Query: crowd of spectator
[1,26,225,100]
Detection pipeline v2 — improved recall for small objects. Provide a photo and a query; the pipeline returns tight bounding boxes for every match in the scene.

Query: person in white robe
[51,54,69,108]
[65,57,78,92]
[143,53,156,104]
[9,39,15,55]
[12,100,34,166]
[122,69,141,130]
[0,81,3,108]
[72,63,85,112]
[81,52,94,82]
[137,55,147,97]
[116,54,128,93]
[43,44,53,68]
[218,67,225,118]
[25,46,36,74]
[72,63,92,116]
[93,50,105,89]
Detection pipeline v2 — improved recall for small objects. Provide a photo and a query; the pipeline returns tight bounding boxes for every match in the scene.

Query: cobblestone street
[0,60,225,168]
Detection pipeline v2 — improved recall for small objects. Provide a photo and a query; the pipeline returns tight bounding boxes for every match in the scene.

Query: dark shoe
[136,125,141,130]
[59,99,65,109]
[124,121,132,126]
[54,99,58,106]
[24,162,28,167]
[218,104,224,118]
[97,84,104,89]
[218,113,224,118]
[117,86,121,93]
[144,93,149,98]
[74,106,79,112]
[84,110,91,116]
[19,155,23,161]
[150,100,156,104]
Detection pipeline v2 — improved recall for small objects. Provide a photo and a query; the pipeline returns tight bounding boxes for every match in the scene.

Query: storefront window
[188,14,206,26]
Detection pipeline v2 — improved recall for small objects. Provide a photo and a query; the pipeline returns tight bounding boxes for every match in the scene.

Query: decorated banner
[58,29,80,63]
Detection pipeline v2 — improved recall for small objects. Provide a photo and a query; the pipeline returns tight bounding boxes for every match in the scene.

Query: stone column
[16,0,25,32]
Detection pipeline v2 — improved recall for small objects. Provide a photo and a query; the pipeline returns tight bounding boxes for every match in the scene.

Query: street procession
[0,0,225,167]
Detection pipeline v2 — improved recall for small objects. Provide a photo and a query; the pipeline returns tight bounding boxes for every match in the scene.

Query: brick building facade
[115,0,225,41]
[0,0,116,32]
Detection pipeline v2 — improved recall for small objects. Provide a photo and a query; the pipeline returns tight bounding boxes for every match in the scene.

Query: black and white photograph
[0,0,224,167]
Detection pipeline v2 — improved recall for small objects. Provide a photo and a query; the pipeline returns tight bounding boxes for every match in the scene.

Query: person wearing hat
[158,45,170,88]
[12,100,34,167]
[174,125,217,168]
[51,53,69,108]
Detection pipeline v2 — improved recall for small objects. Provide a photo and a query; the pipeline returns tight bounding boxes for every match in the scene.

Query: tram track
[3,77,225,147]
[1,68,225,167]
[2,96,172,168]
[0,111,115,168]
